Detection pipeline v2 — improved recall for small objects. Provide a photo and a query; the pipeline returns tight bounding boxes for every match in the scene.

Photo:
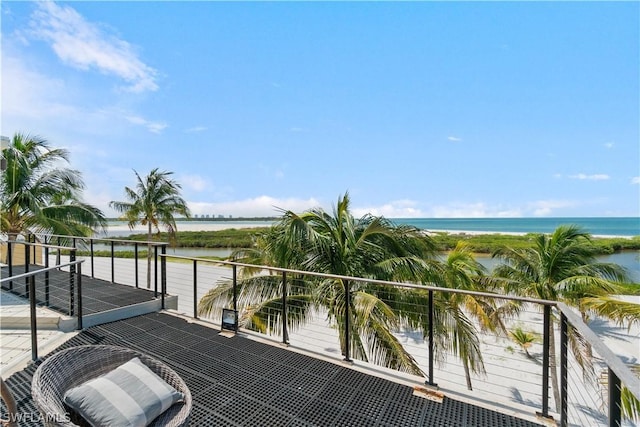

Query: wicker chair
[31,345,191,427]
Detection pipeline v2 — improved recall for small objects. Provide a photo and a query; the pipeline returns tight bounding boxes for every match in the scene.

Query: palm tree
[492,225,629,411]
[199,193,436,375]
[509,327,537,358]
[0,132,106,240]
[416,242,510,390]
[109,169,190,289]
[580,296,640,328]
[581,296,640,423]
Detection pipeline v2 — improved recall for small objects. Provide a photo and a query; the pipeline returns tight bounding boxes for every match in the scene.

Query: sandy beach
[105,220,635,240]
[103,220,274,236]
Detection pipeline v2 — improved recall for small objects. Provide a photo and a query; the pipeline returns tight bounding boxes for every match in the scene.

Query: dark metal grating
[2,312,545,426]
[1,265,157,315]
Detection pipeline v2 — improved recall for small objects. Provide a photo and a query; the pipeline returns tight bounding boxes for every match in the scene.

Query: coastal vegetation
[493,225,630,411]
[109,168,190,288]
[194,198,638,416]
[0,133,106,239]
[199,193,437,375]
[124,227,640,255]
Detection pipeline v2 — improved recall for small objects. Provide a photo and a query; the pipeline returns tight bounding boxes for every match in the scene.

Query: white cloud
[527,199,578,217]
[185,126,207,133]
[1,55,78,120]
[29,1,158,93]
[125,115,167,134]
[187,196,321,218]
[447,136,462,142]
[353,200,425,218]
[180,174,209,192]
[632,177,640,185]
[568,173,610,181]
[604,142,614,149]
[429,203,521,218]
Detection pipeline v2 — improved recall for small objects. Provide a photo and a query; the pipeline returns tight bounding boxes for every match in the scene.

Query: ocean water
[105,217,639,281]
[392,217,640,237]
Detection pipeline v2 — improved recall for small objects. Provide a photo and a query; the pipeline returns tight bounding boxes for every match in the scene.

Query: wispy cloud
[185,126,207,133]
[353,199,425,218]
[527,200,578,217]
[632,177,640,185]
[125,115,167,134]
[29,1,158,93]
[289,127,307,133]
[429,202,522,218]
[568,173,610,181]
[188,196,321,218]
[604,142,615,149]
[180,174,210,192]
[447,136,462,142]
[1,55,77,120]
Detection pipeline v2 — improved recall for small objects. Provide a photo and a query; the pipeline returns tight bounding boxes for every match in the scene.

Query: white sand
[103,220,273,237]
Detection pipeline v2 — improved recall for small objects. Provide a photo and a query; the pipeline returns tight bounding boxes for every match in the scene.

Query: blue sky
[2,1,638,218]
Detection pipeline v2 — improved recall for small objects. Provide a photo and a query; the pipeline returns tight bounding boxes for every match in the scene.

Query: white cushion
[63,357,184,427]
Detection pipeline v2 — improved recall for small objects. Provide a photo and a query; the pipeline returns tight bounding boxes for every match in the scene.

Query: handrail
[161,254,559,306]
[0,260,84,284]
[164,253,639,426]
[1,259,85,359]
[3,232,169,247]
[556,301,640,402]
[0,240,75,251]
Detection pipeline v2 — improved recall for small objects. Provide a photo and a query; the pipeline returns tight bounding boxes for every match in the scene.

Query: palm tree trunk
[463,359,473,391]
[146,223,152,289]
[548,319,561,412]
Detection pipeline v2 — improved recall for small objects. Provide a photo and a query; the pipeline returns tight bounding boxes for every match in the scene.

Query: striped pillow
[63,357,185,427]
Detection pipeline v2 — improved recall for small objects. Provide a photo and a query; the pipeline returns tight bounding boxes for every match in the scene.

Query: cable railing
[1,234,638,426]
[0,260,85,360]
[5,232,169,296]
[161,254,640,427]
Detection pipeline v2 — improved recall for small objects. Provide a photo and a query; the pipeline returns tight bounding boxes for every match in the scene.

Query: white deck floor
[0,290,76,377]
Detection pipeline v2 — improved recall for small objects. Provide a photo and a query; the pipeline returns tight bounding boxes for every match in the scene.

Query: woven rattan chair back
[31,345,191,427]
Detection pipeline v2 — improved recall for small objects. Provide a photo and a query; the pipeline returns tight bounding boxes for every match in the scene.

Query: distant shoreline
[104,218,638,240]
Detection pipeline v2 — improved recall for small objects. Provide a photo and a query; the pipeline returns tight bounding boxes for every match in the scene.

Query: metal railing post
[69,249,76,316]
[343,280,351,362]
[29,275,38,361]
[282,271,289,344]
[44,247,50,306]
[541,304,551,418]
[154,245,159,298]
[232,265,238,313]
[609,368,622,427]
[24,242,30,290]
[56,237,61,265]
[134,243,139,288]
[560,312,568,427]
[90,239,95,278]
[77,263,83,330]
[426,289,437,387]
[7,241,13,290]
[193,260,198,319]
[110,241,115,283]
[160,245,166,309]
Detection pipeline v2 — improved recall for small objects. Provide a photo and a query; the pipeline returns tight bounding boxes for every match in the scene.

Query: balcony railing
[1,234,638,427]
